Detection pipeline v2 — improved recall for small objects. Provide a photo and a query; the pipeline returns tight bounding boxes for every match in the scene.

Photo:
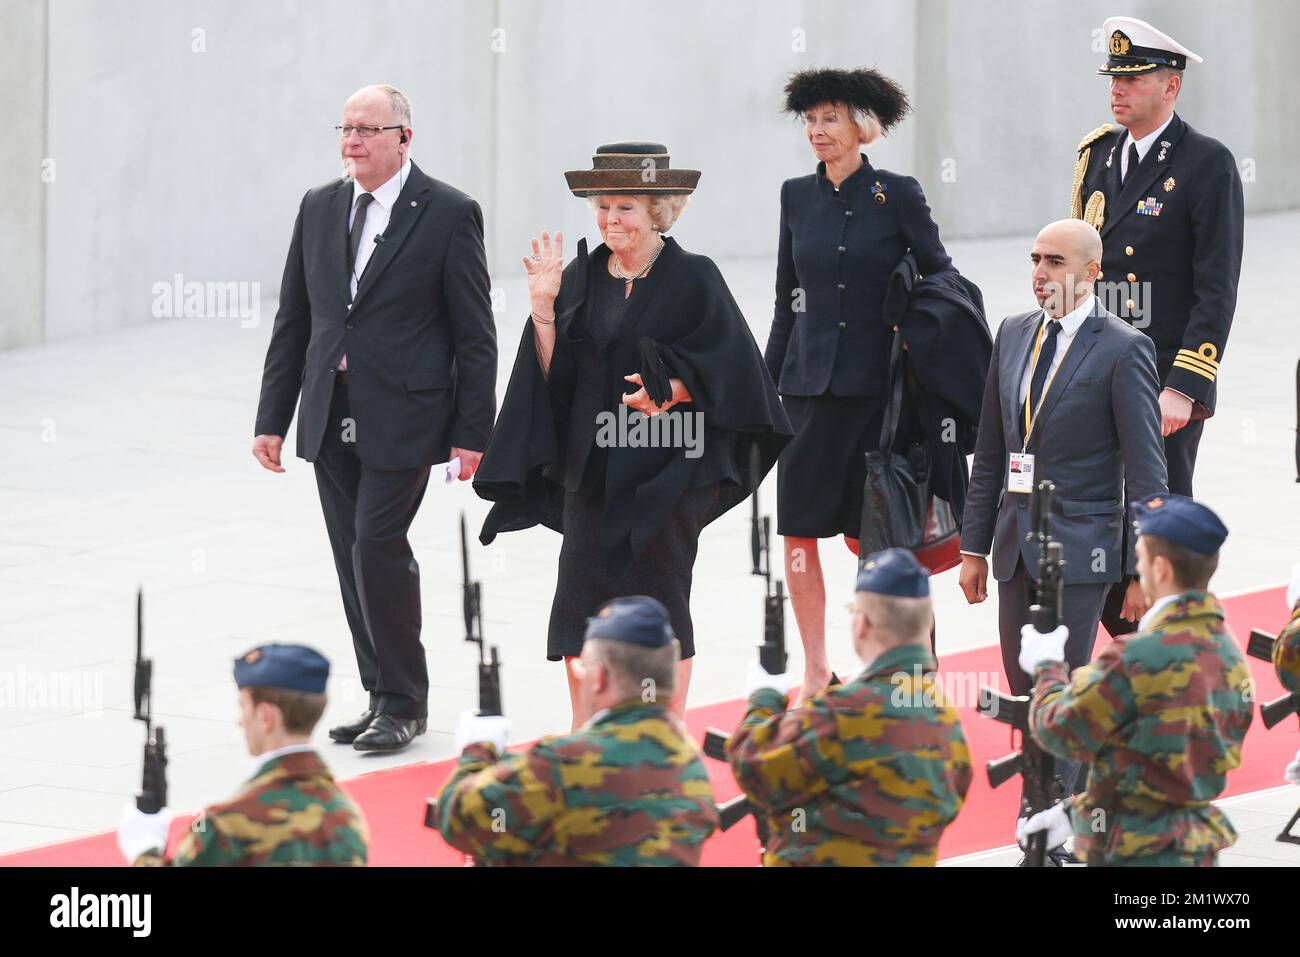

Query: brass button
[1125,245,1134,256]
[1127,272,1136,282]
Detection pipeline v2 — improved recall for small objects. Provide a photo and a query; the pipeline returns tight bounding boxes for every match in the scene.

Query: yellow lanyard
[1021,320,1067,450]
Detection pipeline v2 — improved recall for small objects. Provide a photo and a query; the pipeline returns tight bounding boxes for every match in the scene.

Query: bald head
[1037,219,1103,264]
[1030,219,1103,317]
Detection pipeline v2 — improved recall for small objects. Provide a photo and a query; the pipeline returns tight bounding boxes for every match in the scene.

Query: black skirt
[547,482,720,661]
[776,393,884,539]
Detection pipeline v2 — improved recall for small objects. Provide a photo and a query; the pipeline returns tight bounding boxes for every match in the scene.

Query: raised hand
[523,230,564,316]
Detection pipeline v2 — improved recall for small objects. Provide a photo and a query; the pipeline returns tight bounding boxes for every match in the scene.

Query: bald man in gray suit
[958,220,1168,701]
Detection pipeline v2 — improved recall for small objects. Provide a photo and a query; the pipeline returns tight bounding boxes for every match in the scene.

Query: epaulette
[1076,124,1115,153]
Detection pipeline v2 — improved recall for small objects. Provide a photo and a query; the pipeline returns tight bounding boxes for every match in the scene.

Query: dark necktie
[1122,141,1140,187]
[348,192,375,274]
[1023,319,1062,442]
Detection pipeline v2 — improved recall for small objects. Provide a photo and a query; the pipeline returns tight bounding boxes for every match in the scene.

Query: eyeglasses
[335,125,404,139]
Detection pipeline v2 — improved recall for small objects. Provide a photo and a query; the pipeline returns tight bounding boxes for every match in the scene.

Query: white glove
[1019,624,1069,676]
[454,710,511,754]
[1015,802,1073,852]
[117,801,174,862]
[1286,563,1300,612]
[745,658,799,698]
[1285,748,1300,786]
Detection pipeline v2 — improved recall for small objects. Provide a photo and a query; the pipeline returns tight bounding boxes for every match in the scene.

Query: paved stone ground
[0,211,1296,859]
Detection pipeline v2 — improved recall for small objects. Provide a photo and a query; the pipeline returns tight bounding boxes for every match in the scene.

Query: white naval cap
[1099,16,1203,75]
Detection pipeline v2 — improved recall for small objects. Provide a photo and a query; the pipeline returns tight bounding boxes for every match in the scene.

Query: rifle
[133,587,168,814]
[461,512,502,718]
[1244,628,1300,844]
[977,479,1065,867]
[700,483,787,852]
[1246,630,1300,730]
[425,514,505,832]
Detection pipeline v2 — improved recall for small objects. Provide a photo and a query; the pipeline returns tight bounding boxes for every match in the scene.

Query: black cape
[474,237,793,566]
[882,252,991,523]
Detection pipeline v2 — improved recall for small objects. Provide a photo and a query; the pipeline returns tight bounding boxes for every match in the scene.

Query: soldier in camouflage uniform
[118,644,369,866]
[1019,494,1252,866]
[436,596,718,865]
[727,548,972,866]
[1276,566,1300,697]
[1277,566,1300,787]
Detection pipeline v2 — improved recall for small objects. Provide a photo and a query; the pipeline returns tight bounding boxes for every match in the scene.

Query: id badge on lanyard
[1010,321,1062,494]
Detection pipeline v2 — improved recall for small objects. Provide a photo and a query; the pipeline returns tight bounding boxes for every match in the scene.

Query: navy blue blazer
[765,155,953,398]
[1072,113,1244,416]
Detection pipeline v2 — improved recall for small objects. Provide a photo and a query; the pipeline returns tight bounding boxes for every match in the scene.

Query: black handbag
[859,330,961,573]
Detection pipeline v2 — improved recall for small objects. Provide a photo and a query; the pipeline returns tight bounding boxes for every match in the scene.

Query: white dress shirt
[349,158,410,298]
[1118,114,1174,180]
[340,159,411,371]
[1017,295,1096,408]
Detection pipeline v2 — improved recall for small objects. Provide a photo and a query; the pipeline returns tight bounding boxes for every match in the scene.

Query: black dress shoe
[328,709,378,744]
[353,713,427,753]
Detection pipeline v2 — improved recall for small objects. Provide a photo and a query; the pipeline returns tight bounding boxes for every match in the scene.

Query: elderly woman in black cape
[474,143,792,726]
[765,69,966,704]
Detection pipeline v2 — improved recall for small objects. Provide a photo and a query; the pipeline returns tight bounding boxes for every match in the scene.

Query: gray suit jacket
[959,299,1167,585]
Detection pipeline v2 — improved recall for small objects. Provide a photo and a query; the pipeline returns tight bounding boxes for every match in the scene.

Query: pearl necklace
[611,236,665,283]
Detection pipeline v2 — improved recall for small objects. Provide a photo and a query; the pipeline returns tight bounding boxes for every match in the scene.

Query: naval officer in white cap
[1070,15,1244,645]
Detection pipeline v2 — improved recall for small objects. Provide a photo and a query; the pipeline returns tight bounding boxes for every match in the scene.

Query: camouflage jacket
[727,643,972,866]
[1030,592,1253,866]
[135,749,368,867]
[1275,604,1300,694]
[436,700,718,866]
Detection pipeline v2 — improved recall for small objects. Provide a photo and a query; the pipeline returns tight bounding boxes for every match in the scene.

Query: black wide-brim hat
[782,67,911,132]
[564,142,701,197]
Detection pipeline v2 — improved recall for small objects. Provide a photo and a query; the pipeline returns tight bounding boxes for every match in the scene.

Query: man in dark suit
[1071,17,1244,638]
[253,85,497,753]
[958,218,1167,701]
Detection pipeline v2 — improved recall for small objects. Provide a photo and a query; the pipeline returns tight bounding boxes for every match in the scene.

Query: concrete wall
[7,0,1297,348]
[2,0,47,350]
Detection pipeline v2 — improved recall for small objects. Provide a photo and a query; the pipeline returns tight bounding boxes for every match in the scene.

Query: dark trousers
[998,557,1107,796]
[313,382,432,719]
[1100,418,1204,639]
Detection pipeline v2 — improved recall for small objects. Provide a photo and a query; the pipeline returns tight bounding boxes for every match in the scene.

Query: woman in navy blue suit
[764,68,957,702]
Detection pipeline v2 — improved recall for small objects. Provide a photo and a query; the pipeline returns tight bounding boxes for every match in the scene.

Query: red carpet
[3,586,1293,867]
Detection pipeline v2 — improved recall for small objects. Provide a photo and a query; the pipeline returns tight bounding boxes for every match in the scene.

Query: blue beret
[1132,494,1227,556]
[233,643,330,694]
[856,548,930,598]
[584,596,676,649]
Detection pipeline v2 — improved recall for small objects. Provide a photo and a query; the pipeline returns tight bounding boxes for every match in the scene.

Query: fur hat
[782,67,911,133]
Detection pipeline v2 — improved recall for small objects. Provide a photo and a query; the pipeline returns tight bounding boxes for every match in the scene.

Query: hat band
[592,153,671,171]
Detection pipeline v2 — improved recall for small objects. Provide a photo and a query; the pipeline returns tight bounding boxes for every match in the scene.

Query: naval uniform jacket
[1071,113,1244,417]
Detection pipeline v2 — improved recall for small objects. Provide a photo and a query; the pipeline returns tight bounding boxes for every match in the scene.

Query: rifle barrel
[1260,692,1299,729]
